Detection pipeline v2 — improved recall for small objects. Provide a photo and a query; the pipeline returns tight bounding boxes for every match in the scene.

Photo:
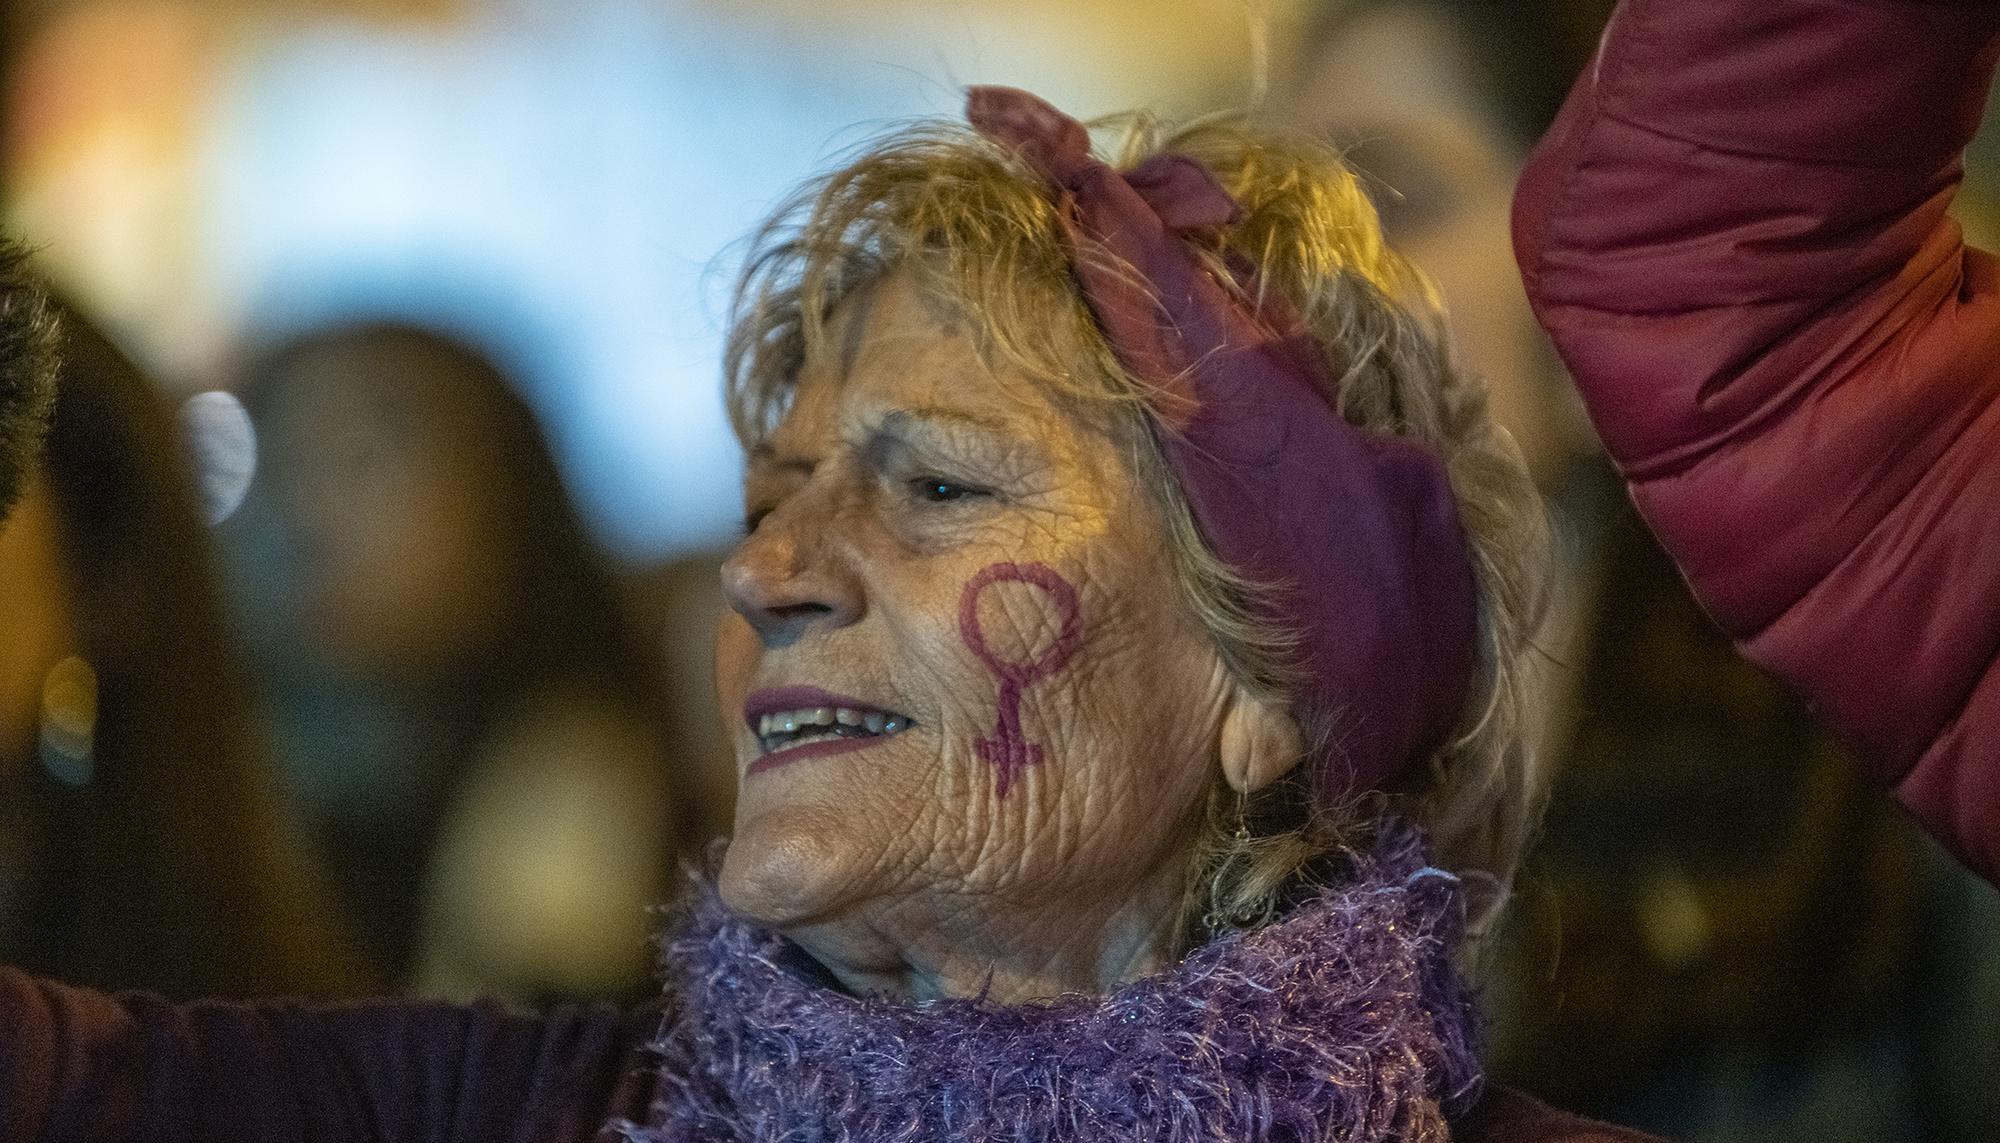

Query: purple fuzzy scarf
[618,824,1481,1142]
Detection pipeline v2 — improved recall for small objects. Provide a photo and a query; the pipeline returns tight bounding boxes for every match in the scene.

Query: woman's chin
[718,805,868,928]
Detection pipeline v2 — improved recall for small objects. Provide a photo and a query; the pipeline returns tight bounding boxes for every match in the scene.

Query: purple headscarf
[965,87,1479,797]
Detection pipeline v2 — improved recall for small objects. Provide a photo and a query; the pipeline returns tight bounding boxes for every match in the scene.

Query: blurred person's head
[230,322,691,987]
[236,323,648,703]
[0,239,58,520]
[1274,0,1605,489]
[0,301,369,998]
[238,326,545,678]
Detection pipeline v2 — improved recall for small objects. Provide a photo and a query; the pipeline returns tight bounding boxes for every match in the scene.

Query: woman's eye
[910,477,985,504]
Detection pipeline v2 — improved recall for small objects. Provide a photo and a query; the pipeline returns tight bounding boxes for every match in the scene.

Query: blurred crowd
[1,2,1995,1141]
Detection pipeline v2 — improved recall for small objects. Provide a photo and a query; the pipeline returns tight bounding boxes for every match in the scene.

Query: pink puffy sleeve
[0,967,659,1142]
[1513,0,2000,879]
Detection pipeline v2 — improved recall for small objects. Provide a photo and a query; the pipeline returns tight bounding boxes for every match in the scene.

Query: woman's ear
[1219,687,1304,796]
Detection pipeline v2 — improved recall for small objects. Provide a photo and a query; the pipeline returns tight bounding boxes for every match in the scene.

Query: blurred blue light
[202,0,962,560]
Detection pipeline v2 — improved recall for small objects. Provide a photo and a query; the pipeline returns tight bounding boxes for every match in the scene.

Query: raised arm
[1513,0,2000,878]
[0,968,659,1143]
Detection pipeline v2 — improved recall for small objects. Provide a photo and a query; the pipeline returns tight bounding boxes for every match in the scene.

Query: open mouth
[754,703,914,756]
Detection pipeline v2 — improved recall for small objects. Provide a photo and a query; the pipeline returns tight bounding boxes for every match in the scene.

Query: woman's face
[714,270,1247,987]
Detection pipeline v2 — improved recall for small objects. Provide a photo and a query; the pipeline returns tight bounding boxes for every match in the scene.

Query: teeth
[755,704,912,754]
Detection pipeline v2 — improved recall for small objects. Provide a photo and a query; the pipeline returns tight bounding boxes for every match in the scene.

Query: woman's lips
[746,734,888,774]
[742,685,914,775]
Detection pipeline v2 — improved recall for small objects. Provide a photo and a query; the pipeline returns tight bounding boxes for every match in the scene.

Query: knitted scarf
[617,824,1482,1142]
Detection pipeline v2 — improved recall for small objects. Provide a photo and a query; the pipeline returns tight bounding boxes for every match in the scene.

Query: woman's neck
[778,860,1191,1004]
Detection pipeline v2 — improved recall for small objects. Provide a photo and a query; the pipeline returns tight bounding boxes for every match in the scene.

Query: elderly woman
[0,93,1643,1142]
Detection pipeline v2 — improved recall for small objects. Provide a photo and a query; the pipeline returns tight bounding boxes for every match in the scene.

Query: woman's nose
[720,509,864,648]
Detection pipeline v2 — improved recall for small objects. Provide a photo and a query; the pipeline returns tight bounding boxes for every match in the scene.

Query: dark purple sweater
[0,968,1648,1142]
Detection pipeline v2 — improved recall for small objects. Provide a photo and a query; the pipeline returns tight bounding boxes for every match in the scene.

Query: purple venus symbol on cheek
[957,561,1083,798]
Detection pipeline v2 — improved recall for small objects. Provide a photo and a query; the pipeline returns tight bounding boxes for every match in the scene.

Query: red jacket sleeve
[0,968,660,1143]
[1513,0,2000,878]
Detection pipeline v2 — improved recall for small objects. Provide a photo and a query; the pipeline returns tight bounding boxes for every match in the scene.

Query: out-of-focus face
[714,270,1247,997]
[253,357,511,676]
[1282,4,1588,487]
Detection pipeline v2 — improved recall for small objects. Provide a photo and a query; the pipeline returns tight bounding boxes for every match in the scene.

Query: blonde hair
[724,110,1551,946]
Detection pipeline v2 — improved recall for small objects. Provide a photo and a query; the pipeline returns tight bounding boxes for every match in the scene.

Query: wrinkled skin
[716,270,1294,1003]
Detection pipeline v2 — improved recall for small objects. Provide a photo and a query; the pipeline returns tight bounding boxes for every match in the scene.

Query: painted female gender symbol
[957,561,1083,797]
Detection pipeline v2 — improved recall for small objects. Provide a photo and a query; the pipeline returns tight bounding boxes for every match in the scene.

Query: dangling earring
[39,654,98,787]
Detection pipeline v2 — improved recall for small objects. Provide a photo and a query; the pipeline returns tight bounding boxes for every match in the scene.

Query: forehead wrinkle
[832,278,886,379]
[877,406,1010,437]
[844,270,989,377]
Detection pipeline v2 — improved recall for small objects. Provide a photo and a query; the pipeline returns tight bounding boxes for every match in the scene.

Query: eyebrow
[863,406,1035,467]
[746,408,994,470]
[749,404,1042,477]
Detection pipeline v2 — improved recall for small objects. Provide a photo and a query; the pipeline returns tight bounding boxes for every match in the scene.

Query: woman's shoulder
[1454,1086,1666,1143]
